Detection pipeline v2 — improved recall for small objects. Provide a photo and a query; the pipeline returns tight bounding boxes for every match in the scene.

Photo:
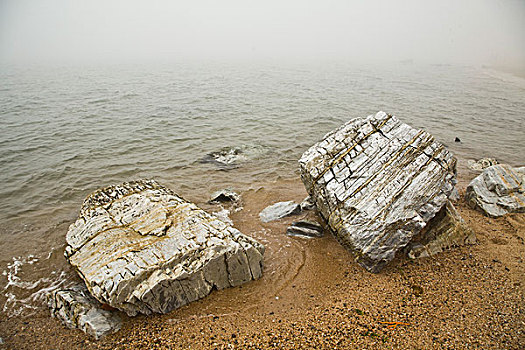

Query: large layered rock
[65,180,264,316]
[299,111,458,272]
[465,164,525,217]
[49,284,121,339]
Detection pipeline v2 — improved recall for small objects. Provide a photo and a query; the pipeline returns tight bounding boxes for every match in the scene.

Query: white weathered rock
[65,180,264,316]
[407,201,476,259]
[49,284,121,339]
[299,111,458,272]
[465,164,525,217]
[259,201,301,223]
[467,158,498,172]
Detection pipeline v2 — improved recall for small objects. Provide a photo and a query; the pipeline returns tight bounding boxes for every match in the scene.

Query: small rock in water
[287,221,324,238]
[200,145,267,168]
[300,196,316,211]
[48,284,121,339]
[467,158,498,172]
[455,137,461,142]
[465,164,525,217]
[201,147,247,167]
[259,201,301,223]
[209,189,240,203]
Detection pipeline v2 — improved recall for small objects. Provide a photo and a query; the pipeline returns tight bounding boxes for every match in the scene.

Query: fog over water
[1,0,524,67]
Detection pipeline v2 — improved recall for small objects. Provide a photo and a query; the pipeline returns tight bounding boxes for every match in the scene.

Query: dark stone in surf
[286,221,324,238]
[200,147,246,168]
[209,189,240,204]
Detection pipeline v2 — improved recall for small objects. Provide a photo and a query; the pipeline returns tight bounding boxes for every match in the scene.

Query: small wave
[3,254,39,290]
[2,271,69,317]
[120,92,139,99]
[88,97,111,104]
[1,252,76,317]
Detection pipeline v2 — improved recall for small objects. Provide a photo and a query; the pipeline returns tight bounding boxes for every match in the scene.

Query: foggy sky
[1,0,524,66]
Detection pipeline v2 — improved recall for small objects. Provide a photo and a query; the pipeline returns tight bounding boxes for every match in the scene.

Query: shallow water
[0,61,524,317]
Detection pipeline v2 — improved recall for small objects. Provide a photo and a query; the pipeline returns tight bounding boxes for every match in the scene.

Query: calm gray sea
[0,61,524,316]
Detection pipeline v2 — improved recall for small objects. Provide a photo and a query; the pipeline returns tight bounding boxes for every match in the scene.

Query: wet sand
[0,171,524,349]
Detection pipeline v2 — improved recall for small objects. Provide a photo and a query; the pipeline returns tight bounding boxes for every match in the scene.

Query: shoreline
[0,172,524,349]
[487,65,525,80]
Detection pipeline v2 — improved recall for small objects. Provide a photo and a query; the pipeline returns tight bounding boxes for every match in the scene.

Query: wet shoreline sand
[0,167,524,349]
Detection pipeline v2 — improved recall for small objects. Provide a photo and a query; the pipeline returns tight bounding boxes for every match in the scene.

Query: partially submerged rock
[465,164,525,217]
[467,158,498,172]
[407,201,476,259]
[65,180,264,316]
[287,221,324,238]
[200,145,267,169]
[49,284,121,339]
[201,147,247,167]
[209,189,240,204]
[299,111,460,272]
[259,201,301,223]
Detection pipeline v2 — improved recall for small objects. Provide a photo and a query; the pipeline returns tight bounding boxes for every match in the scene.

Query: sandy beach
[1,169,523,350]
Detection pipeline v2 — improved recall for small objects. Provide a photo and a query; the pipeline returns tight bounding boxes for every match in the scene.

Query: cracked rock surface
[65,179,265,316]
[465,164,525,217]
[48,284,121,339]
[299,111,459,272]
